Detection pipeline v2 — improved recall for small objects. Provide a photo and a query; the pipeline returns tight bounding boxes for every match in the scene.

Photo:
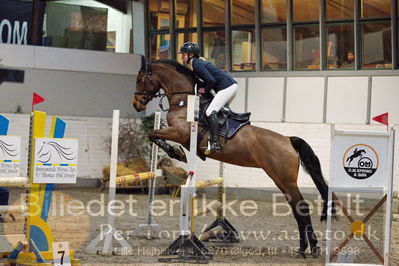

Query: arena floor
[1,188,398,265]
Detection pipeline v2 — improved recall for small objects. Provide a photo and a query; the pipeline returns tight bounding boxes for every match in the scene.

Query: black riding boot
[207,111,222,153]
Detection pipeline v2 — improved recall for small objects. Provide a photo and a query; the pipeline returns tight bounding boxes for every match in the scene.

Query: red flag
[372,112,388,126]
[32,92,45,111]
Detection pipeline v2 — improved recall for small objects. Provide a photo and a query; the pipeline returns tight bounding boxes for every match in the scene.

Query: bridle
[134,60,160,105]
[134,61,196,110]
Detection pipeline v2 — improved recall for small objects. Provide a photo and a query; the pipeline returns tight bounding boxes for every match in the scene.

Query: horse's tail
[290,136,333,222]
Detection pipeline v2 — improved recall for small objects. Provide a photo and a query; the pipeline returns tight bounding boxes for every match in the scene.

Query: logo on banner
[0,136,21,177]
[34,138,78,184]
[343,144,379,179]
[36,140,76,163]
[0,138,19,158]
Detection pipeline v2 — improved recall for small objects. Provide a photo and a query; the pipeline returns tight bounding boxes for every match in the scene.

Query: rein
[135,73,194,111]
[135,62,196,111]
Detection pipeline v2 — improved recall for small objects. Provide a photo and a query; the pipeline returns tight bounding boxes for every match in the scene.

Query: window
[293,0,319,22]
[44,0,132,53]
[362,22,392,68]
[261,0,286,23]
[231,0,255,25]
[202,0,225,27]
[176,0,197,28]
[261,28,287,70]
[145,0,397,72]
[326,0,354,20]
[176,32,198,63]
[294,26,320,70]
[150,33,170,60]
[232,30,256,71]
[149,0,170,30]
[327,24,355,69]
[361,0,390,18]
[203,31,226,69]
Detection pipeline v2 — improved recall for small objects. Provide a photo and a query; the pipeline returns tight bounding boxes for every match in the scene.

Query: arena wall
[1,45,398,194]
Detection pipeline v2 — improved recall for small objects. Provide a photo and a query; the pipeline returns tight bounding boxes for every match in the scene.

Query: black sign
[0,68,25,85]
[0,0,32,45]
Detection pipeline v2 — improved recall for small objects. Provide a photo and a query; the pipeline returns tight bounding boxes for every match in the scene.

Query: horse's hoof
[173,145,187,163]
[297,251,307,258]
[311,246,321,258]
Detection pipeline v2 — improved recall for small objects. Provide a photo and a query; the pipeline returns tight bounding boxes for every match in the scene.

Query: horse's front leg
[149,126,189,163]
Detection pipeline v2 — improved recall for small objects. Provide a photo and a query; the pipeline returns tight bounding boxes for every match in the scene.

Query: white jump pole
[87,110,132,255]
[129,111,163,239]
[159,95,211,263]
[0,177,29,187]
[180,95,199,236]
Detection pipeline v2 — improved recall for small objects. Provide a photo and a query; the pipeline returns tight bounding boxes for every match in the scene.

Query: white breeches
[206,83,238,116]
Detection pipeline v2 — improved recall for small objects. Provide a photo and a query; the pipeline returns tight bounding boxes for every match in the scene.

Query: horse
[346,148,366,166]
[133,56,331,258]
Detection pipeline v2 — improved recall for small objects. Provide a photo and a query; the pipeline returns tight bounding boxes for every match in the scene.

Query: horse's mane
[153,59,196,83]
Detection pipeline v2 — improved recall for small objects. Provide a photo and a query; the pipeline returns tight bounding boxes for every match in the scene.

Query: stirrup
[204,140,222,155]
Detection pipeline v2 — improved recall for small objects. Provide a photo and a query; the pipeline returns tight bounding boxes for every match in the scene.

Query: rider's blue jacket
[192,58,237,93]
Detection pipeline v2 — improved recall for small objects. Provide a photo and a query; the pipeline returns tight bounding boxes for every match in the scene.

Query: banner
[33,138,79,184]
[0,136,21,177]
[0,0,33,45]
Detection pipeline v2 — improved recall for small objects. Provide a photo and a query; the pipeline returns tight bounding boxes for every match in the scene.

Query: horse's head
[134,57,196,112]
[133,56,162,112]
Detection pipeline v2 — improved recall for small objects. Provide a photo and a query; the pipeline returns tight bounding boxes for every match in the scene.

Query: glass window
[293,0,319,22]
[202,0,225,27]
[232,0,255,25]
[150,33,171,60]
[326,24,355,69]
[232,30,256,71]
[149,0,170,30]
[362,22,392,68]
[261,28,287,70]
[361,0,390,18]
[176,32,198,63]
[261,0,286,23]
[176,0,197,28]
[203,31,226,69]
[294,26,320,70]
[326,0,354,20]
[44,1,132,53]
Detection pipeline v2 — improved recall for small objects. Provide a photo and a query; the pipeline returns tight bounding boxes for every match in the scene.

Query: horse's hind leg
[283,184,320,258]
[278,185,308,257]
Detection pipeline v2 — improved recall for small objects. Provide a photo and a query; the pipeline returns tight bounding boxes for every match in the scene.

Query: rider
[179,42,238,153]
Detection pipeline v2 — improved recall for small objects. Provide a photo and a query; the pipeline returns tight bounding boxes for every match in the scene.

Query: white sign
[0,136,21,177]
[52,242,71,266]
[326,128,395,266]
[33,138,78,184]
[187,95,199,122]
[330,132,389,189]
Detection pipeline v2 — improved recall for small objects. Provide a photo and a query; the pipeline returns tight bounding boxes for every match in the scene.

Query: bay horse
[133,57,330,258]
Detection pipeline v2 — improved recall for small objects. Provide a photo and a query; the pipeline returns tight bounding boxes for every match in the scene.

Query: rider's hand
[198,87,206,94]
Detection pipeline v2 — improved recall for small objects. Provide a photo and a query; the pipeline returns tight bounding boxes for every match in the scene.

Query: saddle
[197,99,251,160]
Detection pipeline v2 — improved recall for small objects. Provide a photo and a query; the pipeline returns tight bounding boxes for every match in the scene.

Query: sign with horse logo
[343,144,379,180]
[330,131,389,189]
[33,138,78,184]
[327,128,395,266]
[0,135,21,177]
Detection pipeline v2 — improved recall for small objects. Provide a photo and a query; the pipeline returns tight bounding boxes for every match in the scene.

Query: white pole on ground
[129,111,163,239]
[87,110,132,255]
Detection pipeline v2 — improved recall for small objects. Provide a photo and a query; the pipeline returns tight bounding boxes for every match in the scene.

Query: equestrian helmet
[179,42,200,57]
